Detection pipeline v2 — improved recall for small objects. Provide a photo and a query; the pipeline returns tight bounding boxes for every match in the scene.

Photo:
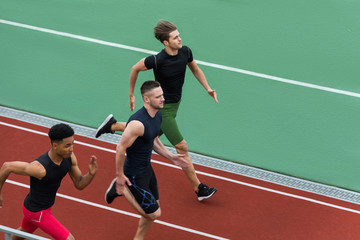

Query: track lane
[1,116,360,239]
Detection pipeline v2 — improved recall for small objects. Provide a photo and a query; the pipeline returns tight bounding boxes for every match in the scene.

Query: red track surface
[1,116,360,240]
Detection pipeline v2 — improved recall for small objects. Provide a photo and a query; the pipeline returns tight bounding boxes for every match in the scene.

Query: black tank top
[24,152,72,212]
[124,107,162,176]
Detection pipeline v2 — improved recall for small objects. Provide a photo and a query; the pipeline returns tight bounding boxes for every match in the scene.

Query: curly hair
[48,123,74,143]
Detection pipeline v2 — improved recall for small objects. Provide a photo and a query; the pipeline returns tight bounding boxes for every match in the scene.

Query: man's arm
[115,120,144,194]
[153,137,189,169]
[68,153,98,190]
[187,60,218,103]
[129,58,148,111]
[0,161,45,207]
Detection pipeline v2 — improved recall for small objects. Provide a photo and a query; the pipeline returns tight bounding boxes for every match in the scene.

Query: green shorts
[159,101,184,146]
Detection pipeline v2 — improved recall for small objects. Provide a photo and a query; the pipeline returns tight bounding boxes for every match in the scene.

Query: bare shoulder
[187,60,199,70]
[28,161,44,170]
[133,58,148,71]
[126,120,144,136]
[70,152,78,166]
[28,161,46,179]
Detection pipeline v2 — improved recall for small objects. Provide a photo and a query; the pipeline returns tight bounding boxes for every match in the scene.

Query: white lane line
[2,120,360,216]
[196,60,360,98]
[5,180,229,240]
[0,121,115,153]
[0,19,157,55]
[1,19,360,99]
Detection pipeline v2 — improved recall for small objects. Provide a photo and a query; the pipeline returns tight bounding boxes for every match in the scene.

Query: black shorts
[126,165,159,214]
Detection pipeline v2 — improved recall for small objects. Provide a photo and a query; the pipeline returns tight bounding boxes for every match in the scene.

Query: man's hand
[129,95,135,111]
[171,154,190,169]
[88,155,98,176]
[116,175,132,195]
[208,89,218,103]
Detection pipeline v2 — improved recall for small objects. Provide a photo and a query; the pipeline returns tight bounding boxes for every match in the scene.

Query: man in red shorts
[0,123,98,240]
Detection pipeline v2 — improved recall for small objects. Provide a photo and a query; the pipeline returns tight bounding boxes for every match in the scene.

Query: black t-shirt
[144,46,193,103]
[24,152,72,212]
[124,107,162,176]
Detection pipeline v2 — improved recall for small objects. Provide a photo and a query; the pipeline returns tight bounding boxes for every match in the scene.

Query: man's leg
[14,207,39,240]
[38,211,72,240]
[21,205,72,240]
[159,104,200,190]
[123,187,161,240]
[174,139,200,191]
[133,210,160,240]
[12,225,74,240]
[66,233,75,240]
[111,122,126,132]
[95,114,126,138]
[123,167,161,240]
[160,103,218,200]
[19,204,74,240]
[105,178,123,204]
[175,140,217,200]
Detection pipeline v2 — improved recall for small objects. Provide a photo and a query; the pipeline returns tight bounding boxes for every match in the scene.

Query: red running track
[1,116,360,240]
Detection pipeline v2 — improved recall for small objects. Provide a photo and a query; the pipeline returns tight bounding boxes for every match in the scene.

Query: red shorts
[21,204,70,240]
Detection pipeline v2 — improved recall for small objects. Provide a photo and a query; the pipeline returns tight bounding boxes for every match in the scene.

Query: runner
[105,81,189,240]
[97,20,217,201]
[0,123,98,240]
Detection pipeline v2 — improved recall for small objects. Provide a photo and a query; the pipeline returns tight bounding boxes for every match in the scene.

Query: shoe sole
[198,189,217,201]
[105,178,121,204]
[95,114,113,138]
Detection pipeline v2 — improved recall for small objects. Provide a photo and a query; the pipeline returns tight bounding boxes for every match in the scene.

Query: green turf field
[1,0,360,191]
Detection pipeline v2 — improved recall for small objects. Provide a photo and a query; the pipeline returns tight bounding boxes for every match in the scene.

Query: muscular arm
[129,58,148,111]
[0,161,45,206]
[115,120,144,193]
[152,137,174,160]
[187,60,218,103]
[68,153,98,190]
[153,137,189,169]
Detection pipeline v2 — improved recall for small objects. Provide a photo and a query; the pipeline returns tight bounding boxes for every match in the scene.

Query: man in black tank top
[0,124,98,240]
[105,81,189,240]
[96,20,218,201]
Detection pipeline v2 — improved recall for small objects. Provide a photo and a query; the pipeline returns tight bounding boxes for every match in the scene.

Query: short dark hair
[48,123,74,143]
[154,20,177,43]
[140,81,161,96]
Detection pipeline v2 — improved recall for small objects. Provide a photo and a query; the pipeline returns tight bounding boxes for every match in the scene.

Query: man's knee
[67,232,75,240]
[146,208,161,221]
[175,140,188,153]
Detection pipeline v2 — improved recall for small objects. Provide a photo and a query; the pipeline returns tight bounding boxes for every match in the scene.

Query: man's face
[147,87,165,110]
[167,30,182,50]
[53,136,74,158]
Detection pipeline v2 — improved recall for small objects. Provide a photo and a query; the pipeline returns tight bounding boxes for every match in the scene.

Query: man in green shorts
[96,20,218,201]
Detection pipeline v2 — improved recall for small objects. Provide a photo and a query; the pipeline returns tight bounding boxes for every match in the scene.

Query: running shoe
[95,114,117,138]
[105,178,122,204]
[196,183,217,201]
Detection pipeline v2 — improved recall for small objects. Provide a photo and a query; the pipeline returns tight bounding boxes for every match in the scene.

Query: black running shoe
[105,178,122,204]
[95,114,117,138]
[196,183,217,201]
